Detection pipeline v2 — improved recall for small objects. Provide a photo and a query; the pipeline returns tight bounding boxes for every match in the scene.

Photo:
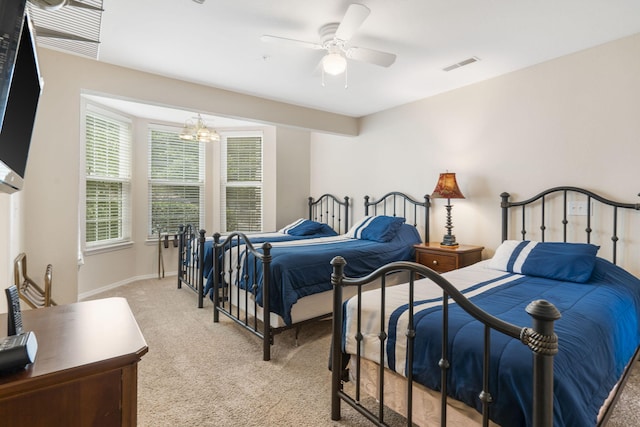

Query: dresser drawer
[413,243,484,274]
[416,252,456,273]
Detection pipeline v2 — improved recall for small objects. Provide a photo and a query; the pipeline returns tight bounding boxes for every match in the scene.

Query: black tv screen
[0,0,27,122]
[0,4,42,193]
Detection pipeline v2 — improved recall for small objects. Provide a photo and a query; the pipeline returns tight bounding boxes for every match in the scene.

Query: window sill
[84,241,134,256]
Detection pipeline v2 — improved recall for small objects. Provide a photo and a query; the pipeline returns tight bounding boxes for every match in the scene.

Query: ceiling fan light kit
[322,52,347,76]
[262,3,396,86]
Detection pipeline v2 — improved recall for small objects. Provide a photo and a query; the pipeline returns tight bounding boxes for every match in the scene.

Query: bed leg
[263,330,271,361]
[295,325,301,346]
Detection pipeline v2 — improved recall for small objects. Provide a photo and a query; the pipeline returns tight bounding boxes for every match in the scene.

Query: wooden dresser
[0,297,148,426]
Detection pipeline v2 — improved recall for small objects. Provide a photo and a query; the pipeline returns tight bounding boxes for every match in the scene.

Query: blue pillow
[316,222,338,236]
[346,215,406,242]
[279,219,326,236]
[488,240,600,283]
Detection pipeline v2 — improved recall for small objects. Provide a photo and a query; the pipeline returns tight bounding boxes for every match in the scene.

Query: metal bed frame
[211,191,430,361]
[176,194,350,308]
[309,193,350,234]
[501,186,640,265]
[364,191,430,240]
[330,186,640,427]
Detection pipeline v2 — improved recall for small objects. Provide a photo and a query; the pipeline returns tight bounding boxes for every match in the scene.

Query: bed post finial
[331,256,346,286]
[500,192,511,242]
[524,299,561,427]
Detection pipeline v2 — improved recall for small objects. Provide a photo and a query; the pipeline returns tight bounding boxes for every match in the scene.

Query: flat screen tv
[0,3,43,193]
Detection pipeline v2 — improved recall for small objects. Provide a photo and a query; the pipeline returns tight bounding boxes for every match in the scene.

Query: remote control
[5,285,23,336]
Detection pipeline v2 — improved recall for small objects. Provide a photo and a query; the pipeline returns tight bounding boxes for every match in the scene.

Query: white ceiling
[35,0,640,119]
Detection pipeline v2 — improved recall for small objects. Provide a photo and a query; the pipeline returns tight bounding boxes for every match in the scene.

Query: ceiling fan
[28,0,103,12]
[261,3,396,79]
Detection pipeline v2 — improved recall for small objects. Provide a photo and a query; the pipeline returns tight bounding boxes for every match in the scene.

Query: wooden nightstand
[414,243,484,273]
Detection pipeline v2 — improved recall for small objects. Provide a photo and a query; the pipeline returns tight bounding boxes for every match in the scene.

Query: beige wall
[310,32,640,275]
[275,127,311,224]
[2,32,638,311]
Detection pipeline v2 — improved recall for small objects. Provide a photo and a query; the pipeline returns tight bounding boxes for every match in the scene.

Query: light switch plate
[568,201,590,216]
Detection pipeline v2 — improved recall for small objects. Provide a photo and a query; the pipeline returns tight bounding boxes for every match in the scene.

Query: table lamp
[431,172,465,248]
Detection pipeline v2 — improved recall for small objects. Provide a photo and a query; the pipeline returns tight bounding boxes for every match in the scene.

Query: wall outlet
[568,201,590,216]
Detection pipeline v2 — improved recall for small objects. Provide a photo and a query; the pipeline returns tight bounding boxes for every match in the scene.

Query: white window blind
[221,134,263,232]
[148,125,204,236]
[85,107,132,247]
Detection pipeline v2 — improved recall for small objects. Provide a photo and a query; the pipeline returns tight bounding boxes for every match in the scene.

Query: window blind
[148,126,204,236]
[85,108,132,246]
[221,134,263,232]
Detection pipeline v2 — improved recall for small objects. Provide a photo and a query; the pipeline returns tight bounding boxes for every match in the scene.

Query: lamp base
[440,234,459,248]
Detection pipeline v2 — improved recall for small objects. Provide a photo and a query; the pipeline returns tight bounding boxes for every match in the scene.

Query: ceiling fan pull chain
[344,64,348,89]
[321,68,326,87]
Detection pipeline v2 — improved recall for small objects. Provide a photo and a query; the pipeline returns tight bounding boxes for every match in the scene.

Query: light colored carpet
[88,277,640,427]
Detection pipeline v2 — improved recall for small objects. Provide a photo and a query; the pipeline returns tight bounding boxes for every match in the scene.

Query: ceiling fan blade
[347,47,396,67]
[335,3,370,41]
[67,0,104,12]
[34,26,100,43]
[261,35,324,50]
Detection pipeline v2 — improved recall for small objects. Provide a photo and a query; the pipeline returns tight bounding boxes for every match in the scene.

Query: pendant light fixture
[179,114,220,143]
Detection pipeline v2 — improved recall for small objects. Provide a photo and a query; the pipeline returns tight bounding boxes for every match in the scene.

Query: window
[221,133,263,232]
[85,106,132,247]
[148,125,204,237]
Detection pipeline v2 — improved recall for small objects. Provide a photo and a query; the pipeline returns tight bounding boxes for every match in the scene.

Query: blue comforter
[383,258,640,426]
[221,224,421,325]
[201,229,338,295]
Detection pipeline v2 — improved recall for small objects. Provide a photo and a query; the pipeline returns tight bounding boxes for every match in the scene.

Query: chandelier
[179,114,220,143]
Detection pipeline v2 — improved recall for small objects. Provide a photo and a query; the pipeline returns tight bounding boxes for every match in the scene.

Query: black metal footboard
[330,257,561,427]
[212,232,274,361]
[177,224,206,308]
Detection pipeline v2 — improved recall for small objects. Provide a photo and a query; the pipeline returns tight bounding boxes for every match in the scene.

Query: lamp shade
[431,172,465,199]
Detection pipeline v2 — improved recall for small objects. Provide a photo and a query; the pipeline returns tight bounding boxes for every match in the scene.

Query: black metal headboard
[308,194,350,234]
[501,186,640,265]
[364,191,430,243]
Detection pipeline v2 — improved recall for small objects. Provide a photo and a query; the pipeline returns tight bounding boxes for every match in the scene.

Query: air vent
[443,56,480,72]
[27,0,103,60]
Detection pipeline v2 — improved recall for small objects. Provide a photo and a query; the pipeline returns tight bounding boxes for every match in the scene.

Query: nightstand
[414,243,484,273]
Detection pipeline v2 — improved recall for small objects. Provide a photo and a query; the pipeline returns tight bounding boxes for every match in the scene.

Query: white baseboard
[79,271,177,300]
